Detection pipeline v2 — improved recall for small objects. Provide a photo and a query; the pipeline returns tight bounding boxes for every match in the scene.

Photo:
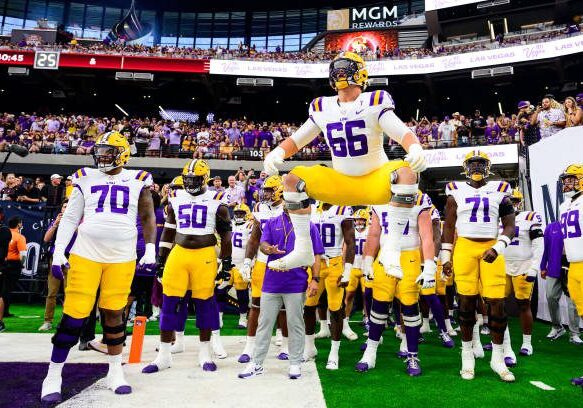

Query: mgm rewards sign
[327,5,399,30]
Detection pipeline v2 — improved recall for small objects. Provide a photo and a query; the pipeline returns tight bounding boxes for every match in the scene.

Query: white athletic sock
[491,343,504,361]
[503,327,512,348]
[445,318,454,332]
[329,340,340,360]
[366,338,379,350]
[108,353,123,370]
[305,334,316,350]
[243,336,256,355]
[476,314,484,326]
[175,331,184,343]
[47,361,64,378]
[462,341,473,351]
[159,341,171,357]
[289,213,311,243]
[199,341,211,363]
[523,334,532,345]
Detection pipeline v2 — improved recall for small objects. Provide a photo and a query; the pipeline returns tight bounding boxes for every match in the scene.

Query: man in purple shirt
[239,211,324,380]
[540,221,582,342]
[258,126,274,148]
[242,127,257,149]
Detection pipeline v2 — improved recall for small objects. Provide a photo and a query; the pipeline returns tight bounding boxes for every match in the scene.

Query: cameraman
[516,101,539,146]
[530,96,566,139]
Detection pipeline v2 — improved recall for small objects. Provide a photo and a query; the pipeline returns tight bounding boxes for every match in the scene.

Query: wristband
[492,235,511,255]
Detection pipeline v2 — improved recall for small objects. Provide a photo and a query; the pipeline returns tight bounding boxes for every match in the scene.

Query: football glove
[156,254,168,283]
[215,256,233,289]
[363,256,374,281]
[416,259,437,289]
[51,252,69,281]
[263,146,285,175]
[240,258,253,283]
[404,143,427,173]
[138,243,157,274]
[339,263,352,286]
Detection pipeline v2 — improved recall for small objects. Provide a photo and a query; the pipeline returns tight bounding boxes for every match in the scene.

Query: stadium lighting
[416,108,419,121]
[115,104,129,116]
[498,102,503,115]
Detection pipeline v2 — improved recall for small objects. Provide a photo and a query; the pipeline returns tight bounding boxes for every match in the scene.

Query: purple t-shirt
[258,131,273,146]
[243,131,256,148]
[261,214,324,294]
[245,184,260,208]
[485,124,501,144]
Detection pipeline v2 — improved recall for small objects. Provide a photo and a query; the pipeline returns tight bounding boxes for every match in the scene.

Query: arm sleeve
[289,118,322,151]
[53,186,84,254]
[378,110,412,145]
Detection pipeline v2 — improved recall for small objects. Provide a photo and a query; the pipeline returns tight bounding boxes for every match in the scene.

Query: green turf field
[3,304,583,407]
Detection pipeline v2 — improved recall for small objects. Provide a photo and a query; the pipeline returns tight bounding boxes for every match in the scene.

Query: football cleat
[142,353,172,374]
[342,322,358,341]
[405,355,422,376]
[38,322,53,331]
[570,334,583,345]
[440,331,455,348]
[326,357,339,370]
[303,348,318,362]
[106,365,132,395]
[397,335,408,359]
[490,360,515,382]
[238,363,264,379]
[571,376,583,386]
[89,339,108,354]
[288,365,302,379]
[420,320,432,334]
[315,323,331,339]
[460,349,475,380]
[546,327,565,340]
[238,354,251,364]
[40,366,63,404]
[277,346,289,361]
[519,343,533,356]
[482,342,492,352]
[237,315,248,329]
[355,345,378,372]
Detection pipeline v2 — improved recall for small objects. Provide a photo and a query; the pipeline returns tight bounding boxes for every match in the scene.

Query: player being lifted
[303,202,355,369]
[262,52,427,277]
[238,175,285,363]
[41,132,157,403]
[143,159,233,374]
[356,190,438,376]
[441,151,516,382]
[344,209,373,339]
[230,203,254,329]
[502,189,543,365]
[557,165,583,387]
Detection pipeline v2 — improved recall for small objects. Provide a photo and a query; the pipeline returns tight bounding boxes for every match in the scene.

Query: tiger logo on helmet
[560,164,583,198]
[353,208,370,232]
[329,52,369,91]
[181,159,210,195]
[233,203,251,225]
[261,175,283,203]
[93,131,131,173]
[462,150,492,182]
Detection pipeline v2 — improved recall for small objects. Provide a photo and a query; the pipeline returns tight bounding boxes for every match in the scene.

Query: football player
[238,175,285,363]
[356,191,438,376]
[419,204,455,348]
[304,202,355,369]
[231,203,253,328]
[441,151,516,382]
[263,52,427,280]
[142,159,232,374]
[557,165,583,387]
[41,132,157,403]
[344,208,372,340]
[502,189,543,365]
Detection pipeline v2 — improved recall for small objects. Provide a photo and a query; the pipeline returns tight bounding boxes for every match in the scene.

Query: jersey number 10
[326,120,368,158]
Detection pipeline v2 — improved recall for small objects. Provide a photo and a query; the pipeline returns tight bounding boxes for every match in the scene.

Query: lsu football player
[344,209,372,339]
[441,151,516,382]
[502,189,543,365]
[41,132,157,403]
[238,175,285,363]
[558,165,583,387]
[356,191,438,376]
[142,159,233,374]
[418,204,455,348]
[304,202,355,369]
[231,203,253,329]
[262,52,427,281]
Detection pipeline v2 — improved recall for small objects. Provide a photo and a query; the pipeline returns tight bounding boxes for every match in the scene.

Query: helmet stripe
[188,160,196,173]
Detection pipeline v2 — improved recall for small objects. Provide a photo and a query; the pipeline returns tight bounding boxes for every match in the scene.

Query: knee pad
[160,295,182,332]
[193,297,220,331]
[102,322,126,346]
[283,191,311,210]
[486,299,507,334]
[51,314,85,349]
[390,180,419,205]
[370,300,390,326]
[401,304,422,328]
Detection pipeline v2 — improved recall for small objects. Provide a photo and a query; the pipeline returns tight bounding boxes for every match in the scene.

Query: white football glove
[340,263,352,286]
[263,146,286,176]
[240,258,253,283]
[416,259,437,289]
[404,143,427,173]
[138,243,157,273]
[363,256,375,281]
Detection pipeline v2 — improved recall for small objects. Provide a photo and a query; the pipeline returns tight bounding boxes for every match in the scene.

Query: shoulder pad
[135,170,152,182]
[496,181,511,194]
[369,90,394,108]
[310,97,324,113]
[445,182,458,194]
[213,191,225,201]
[72,167,89,181]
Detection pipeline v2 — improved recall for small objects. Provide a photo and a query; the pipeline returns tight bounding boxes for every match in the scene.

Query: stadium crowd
[0,22,579,63]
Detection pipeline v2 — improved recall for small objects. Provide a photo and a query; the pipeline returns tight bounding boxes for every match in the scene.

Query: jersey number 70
[326,120,368,158]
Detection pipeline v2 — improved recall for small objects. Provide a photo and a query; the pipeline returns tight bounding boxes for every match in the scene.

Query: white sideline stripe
[0,334,326,408]
[530,381,556,391]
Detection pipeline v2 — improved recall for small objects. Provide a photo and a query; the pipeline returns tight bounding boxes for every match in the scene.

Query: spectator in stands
[416,118,431,148]
[219,137,234,160]
[564,96,583,127]
[147,129,164,157]
[456,116,471,146]
[517,101,539,146]
[1,216,27,326]
[531,96,566,138]
[167,124,182,157]
[209,176,225,193]
[224,175,246,214]
[16,178,41,203]
[75,135,95,155]
[485,116,502,144]
[41,174,65,208]
[1,173,20,201]
[242,124,258,149]
[65,175,73,199]
[451,112,462,128]
[258,125,274,151]
[256,171,268,188]
[227,122,242,145]
[181,135,196,154]
[470,109,486,145]
[244,172,261,209]
[0,208,12,332]
[438,116,455,148]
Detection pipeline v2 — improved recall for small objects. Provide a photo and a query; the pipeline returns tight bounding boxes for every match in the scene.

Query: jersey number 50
[326,120,368,158]
[177,204,208,229]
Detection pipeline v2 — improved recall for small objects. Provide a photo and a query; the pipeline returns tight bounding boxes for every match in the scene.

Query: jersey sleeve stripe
[80,168,87,177]
[527,212,534,221]
[416,194,423,206]
[135,170,146,180]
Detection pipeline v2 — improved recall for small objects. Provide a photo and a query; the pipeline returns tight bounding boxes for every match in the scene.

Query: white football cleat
[326,357,339,370]
[460,349,475,380]
[38,322,53,331]
[303,347,318,362]
[211,331,228,359]
[315,323,331,339]
[237,314,248,329]
[288,364,302,379]
[40,364,63,403]
[342,321,358,341]
[490,359,515,382]
[355,345,378,372]
[519,343,533,356]
[420,319,432,334]
[106,364,132,394]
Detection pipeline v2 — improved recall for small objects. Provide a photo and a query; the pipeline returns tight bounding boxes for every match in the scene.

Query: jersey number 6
[326,120,368,158]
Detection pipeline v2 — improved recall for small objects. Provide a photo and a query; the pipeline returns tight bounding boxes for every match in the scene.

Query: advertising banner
[325,30,398,53]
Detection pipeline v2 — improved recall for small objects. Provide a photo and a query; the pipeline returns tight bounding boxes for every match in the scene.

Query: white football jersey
[373,192,432,252]
[70,167,152,263]
[253,201,284,263]
[353,227,368,269]
[311,204,353,258]
[446,180,512,239]
[430,205,440,223]
[560,194,583,263]
[232,220,253,266]
[504,211,543,262]
[168,189,225,237]
[309,90,395,176]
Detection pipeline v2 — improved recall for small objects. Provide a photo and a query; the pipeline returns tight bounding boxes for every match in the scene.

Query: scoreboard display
[33,51,60,70]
